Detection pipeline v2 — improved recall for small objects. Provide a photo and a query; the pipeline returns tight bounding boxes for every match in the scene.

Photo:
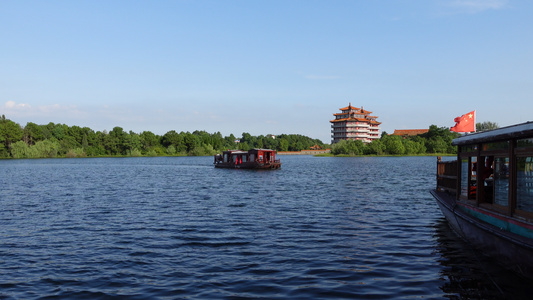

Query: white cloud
[4,100,31,109]
[446,0,508,13]
[2,101,86,121]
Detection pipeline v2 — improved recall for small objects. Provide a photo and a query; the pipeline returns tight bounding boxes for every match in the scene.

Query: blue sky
[1,0,532,143]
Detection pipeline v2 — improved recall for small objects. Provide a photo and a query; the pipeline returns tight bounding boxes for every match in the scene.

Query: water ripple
[1,156,533,299]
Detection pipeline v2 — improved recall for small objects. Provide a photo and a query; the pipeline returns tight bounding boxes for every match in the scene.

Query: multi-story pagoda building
[330,103,381,144]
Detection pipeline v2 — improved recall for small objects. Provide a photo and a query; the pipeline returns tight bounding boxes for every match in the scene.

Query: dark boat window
[224,153,229,162]
[493,157,509,207]
[482,141,509,151]
[518,138,533,148]
[461,145,477,153]
[460,158,469,198]
[479,156,494,204]
[250,154,255,161]
[460,156,476,200]
[242,155,248,163]
[517,156,533,212]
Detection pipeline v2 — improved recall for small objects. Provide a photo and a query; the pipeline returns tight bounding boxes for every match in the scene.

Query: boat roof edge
[452,121,533,146]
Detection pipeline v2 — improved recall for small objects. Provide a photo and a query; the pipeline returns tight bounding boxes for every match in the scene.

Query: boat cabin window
[250,154,255,161]
[478,156,494,204]
[516,137,533,215]
[451,126,533,218]
[517,156,533,213]
[224,153,229,162]
[242,155,248,163]
[518,138,533,148]
[459,153,509,208]
[483,141,509,151]
[460,145,477,153]
[493,157,510,208]
[460,156,476,201]
[477,139,510,209]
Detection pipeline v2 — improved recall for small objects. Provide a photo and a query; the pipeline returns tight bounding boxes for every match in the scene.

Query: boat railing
[437,157,458,195]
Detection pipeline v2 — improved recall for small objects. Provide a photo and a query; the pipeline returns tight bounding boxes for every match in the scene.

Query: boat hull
[214,162,281,169]
[214,149,281,170]
[431,190,533,279]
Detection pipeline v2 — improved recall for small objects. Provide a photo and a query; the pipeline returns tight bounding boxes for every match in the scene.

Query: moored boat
[214,148,281,169]
[432,121,533,278]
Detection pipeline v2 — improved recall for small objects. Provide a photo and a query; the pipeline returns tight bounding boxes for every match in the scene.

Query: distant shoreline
[278,149,331,155]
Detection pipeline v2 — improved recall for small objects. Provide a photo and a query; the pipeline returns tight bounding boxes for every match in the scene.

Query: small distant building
[392,129,429,137]
[330,103,381,144]
[310,144,322,150]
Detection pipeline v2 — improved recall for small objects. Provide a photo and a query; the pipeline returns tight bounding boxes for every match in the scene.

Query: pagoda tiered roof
[331,102,381,144]
[338,103,372,114]
[330,117,382,125]
[332,111,373,116]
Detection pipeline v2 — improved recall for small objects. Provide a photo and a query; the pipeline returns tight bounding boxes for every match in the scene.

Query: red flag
[450,110,476,133]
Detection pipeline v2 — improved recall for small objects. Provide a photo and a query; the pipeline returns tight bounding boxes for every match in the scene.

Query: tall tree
[23,122,44,145]
[382,134,405,155]
[0,117,23,153]
[126,131,142,154]
[161,130,181,147]
[140,131,160,152]
[476,121,499,132]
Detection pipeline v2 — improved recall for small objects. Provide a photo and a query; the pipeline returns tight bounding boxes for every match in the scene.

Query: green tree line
[0,115,493,158]
[0,115,326,159]
[330,125,461,156]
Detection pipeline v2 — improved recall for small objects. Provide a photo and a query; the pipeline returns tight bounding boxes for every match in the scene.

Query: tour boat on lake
[214,149,281,169]
[432,121,533,279]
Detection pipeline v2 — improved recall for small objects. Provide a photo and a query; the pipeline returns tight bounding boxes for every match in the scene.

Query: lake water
[1,155,533,299]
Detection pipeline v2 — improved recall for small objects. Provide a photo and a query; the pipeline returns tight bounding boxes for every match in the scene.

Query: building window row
[330,103,381,144]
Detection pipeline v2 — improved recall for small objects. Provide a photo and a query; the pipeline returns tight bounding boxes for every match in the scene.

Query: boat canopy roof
[222,149,276,154]
[452,121,533,146]
[223,150,248,155]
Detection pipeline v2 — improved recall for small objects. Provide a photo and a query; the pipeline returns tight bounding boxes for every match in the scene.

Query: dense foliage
[0,115,472,158]
[476,121,499,132]
[0,115,325,158]
[330,125,461,155]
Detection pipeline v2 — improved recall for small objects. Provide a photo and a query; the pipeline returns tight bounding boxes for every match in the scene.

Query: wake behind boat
[432,121,533,279]
[214,148,281,169]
